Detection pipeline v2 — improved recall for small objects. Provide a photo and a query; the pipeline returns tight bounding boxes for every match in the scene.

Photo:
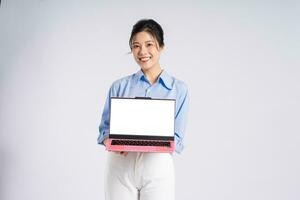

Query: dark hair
[129,19,164,50]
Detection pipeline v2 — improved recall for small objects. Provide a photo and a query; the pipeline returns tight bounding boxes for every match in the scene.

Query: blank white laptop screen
[110,98,175,137]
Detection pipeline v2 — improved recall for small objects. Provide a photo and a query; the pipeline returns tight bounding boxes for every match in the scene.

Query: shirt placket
[144,81,154,97]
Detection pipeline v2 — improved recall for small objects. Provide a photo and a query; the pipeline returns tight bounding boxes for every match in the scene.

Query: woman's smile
[139,56,151,62]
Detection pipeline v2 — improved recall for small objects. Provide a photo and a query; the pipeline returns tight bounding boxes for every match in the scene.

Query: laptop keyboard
[111,140,171,147]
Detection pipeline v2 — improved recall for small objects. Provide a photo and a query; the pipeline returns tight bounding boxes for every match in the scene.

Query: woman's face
[131,31,163,72]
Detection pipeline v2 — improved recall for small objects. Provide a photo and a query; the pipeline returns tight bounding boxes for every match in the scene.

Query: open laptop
[106,97,176,153]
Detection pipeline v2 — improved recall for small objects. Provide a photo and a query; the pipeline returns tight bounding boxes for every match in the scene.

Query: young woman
[98,19,189,200]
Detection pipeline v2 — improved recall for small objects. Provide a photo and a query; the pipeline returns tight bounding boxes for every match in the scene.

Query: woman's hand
[104,138,128,156]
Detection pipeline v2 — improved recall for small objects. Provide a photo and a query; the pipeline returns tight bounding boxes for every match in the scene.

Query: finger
[119,151,128,156]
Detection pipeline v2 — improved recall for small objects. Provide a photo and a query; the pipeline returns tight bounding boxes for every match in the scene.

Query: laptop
[106,97,176,153]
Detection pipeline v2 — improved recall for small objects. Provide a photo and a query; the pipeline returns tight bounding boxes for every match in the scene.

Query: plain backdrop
[0,0,299,200]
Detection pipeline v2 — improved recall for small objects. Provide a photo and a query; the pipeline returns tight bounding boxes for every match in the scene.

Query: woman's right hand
[104,138,128,156]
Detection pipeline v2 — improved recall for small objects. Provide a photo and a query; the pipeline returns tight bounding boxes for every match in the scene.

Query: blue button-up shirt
[98,70,189,153]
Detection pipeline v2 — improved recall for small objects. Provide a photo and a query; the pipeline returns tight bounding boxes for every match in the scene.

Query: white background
[0,0,299,200]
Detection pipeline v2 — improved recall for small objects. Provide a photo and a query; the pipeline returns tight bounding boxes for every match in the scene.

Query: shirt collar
[158,70,173,90]
[135,69,173,90]
[135,70,145,81]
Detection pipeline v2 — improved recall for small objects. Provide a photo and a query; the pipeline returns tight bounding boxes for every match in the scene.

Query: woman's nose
[139,45,147,55]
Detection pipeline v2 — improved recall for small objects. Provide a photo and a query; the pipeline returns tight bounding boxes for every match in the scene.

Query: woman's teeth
[140,57,150,62]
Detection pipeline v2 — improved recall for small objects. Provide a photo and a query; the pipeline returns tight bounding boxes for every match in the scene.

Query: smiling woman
[98,19,189,200]
[131,31,163,83]
[1,1,299,199]
[129,19,165,84]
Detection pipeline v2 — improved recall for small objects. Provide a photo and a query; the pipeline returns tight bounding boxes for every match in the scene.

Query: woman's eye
[147,43,154,47]
[132,45,140,49]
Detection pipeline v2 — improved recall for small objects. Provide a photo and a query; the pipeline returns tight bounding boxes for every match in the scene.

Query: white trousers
[104,152,175,200]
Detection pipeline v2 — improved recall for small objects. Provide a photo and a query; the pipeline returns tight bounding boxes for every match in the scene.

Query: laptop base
[106,139,174,153]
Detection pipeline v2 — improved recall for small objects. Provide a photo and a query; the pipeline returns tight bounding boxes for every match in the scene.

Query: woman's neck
[142,66,163,85]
